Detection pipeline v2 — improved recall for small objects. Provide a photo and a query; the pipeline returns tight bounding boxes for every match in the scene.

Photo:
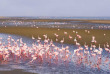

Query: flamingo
[69,35,72,39]
[32,35,35,40]
[56,38,58,42]
[38,36,41,40]
[64,31,67,35]
[74,37,77,42]
[54,33,59,37]
[43,34,47,39]
[58,29,60,31]
[88,31,90,34]
[85,30,87,32]
[60,38,64,44]
[0,34,109,70]
[73,30,75,33]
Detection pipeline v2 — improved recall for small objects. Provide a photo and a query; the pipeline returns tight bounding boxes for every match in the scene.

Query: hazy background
[0,0,110,17]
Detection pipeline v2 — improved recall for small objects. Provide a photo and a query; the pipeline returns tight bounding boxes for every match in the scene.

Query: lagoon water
[0,33,110,74]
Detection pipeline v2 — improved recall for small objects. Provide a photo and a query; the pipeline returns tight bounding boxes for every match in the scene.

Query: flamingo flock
[0,32,110,71]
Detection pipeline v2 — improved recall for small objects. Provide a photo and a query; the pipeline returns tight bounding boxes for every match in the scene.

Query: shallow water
[0,19,110,29]
[0,33,110,74]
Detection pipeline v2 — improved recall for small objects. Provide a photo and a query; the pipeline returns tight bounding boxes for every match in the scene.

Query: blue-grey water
[0,33,110,74]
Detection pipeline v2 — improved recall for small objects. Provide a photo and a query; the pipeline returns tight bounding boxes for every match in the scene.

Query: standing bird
[60,38,64,44]
[64,31,67,35]
[32,35,35,40]
[69,35,72,39]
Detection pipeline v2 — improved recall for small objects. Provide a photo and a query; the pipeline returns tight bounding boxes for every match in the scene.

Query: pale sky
[0,0,110,17]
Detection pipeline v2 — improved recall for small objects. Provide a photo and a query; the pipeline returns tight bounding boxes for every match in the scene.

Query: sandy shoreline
[0,27,110,47]
[85,20,110,24]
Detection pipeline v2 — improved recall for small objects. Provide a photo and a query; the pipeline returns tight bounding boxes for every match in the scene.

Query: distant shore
[85,20,110,24]
[0,18,110,24]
